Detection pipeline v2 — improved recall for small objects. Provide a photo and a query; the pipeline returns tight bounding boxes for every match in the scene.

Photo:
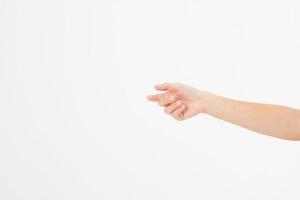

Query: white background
[1,0,300,199]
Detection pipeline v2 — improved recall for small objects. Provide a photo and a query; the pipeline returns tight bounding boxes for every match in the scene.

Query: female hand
[147,82,206,121]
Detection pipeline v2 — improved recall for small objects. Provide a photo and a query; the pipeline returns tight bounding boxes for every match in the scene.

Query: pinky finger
[172,104,186,121]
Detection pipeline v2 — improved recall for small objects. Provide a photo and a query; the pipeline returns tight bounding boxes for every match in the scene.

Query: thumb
[155,82,179,92]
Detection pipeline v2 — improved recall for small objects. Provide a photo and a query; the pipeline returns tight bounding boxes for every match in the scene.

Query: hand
[147,82,205,121]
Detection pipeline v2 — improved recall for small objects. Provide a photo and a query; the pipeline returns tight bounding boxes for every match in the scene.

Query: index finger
[147,92,166,102]
[147,94,159,102]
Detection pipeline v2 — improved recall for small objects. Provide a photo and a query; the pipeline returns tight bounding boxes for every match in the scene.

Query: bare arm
[201,91,300,140]
[147,82,300,141]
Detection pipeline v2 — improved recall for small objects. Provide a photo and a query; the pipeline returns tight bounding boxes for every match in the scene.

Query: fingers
[155,82,179,92]
[147,92,177,106]
[164,100,182,114]
[158,93,176,106]
[147,94,159,102]
[171,104,186,121]
[147,82,180,103]
[147,92,165,102]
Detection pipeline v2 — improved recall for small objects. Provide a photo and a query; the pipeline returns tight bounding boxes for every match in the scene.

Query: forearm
[200,91,300,141]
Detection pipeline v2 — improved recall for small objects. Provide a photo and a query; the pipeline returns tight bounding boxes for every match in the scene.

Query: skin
[147,82,300,141]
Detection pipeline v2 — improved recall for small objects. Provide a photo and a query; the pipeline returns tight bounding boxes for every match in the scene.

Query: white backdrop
[1,0,300,199]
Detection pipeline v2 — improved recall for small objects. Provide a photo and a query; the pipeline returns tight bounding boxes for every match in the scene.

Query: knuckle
[177,117,183,121]
[169,95,176,101]
[172,114,179,120]
[173,112,183,121]
[164,93,169,99]
[177,116,184,121]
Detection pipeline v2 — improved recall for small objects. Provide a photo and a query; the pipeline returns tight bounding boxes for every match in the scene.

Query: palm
[172,83,205,120]
[147,82,205,121]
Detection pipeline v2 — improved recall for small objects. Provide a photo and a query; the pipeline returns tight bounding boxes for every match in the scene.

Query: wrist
[196,90,212,114]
